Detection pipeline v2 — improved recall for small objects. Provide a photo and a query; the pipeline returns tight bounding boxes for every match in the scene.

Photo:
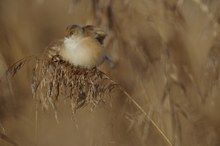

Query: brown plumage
[82,25,107,44]
[44,24,107,68]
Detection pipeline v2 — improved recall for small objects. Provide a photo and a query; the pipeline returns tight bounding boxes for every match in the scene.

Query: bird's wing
[43,39,64,60]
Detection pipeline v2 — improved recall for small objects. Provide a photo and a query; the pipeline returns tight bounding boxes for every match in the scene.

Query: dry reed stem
[30,53,172,145]
[5,55,37,79]
[32,55,117,114]
[6,54,172,146]
[103,75,173,146]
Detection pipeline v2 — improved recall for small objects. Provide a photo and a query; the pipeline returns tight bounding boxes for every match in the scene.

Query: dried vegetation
[32,56,116,114]
[0,0,220,146]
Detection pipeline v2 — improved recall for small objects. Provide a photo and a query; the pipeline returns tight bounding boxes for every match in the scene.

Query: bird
[45,24,109,69]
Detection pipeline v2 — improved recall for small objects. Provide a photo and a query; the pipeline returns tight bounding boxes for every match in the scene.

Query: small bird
[46,24,108,69]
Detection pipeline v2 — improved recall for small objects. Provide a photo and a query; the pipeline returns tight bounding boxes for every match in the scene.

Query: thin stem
[104,75,173,146]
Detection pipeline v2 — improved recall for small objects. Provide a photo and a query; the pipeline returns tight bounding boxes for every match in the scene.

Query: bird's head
[83,25,107,44]
[61,24,109,68]
[65,24,83,38]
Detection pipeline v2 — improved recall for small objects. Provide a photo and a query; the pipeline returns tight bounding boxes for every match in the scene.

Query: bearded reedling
[46,24,109,69]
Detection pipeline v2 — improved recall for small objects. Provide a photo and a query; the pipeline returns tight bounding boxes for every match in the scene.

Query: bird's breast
[61,37,105,68]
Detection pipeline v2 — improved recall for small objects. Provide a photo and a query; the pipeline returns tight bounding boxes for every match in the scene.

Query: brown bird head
[83,25,107,44]
[65,24,83,38]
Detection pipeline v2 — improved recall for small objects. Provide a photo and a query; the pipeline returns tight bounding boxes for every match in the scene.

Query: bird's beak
[94,30,108,44]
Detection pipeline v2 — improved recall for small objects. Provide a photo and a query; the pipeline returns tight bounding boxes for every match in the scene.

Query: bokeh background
[0,0,220,146]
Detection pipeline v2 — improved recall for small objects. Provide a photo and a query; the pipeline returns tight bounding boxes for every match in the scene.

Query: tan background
[0,0,220,146]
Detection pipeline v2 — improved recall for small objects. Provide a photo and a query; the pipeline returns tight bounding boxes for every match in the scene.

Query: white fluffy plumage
[60,35,105,69]
[46,25,108,69]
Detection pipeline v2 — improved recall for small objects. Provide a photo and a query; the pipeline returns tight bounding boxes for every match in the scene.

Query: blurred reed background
[0,0,220,146]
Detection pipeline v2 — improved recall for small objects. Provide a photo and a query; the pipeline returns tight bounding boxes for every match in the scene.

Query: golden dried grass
[31,56,116,114]
[5,50,173,145]
[1,0,220,146]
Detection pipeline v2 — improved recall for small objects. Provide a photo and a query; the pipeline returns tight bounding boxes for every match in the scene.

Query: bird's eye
[69,31,74,35]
